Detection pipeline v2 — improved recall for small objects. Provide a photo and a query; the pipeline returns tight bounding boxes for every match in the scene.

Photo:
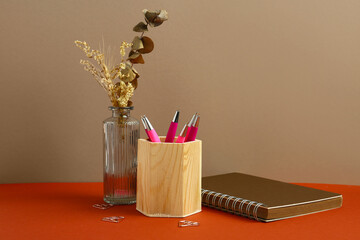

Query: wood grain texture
[136,137,202,217]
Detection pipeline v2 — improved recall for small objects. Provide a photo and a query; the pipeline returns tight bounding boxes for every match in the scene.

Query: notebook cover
[201,172,342,222]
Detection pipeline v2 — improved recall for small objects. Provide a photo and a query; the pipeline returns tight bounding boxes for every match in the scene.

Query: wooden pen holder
[136,137,202,217]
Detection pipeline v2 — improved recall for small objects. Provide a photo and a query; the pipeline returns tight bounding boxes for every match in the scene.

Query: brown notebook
[202,173,342,222]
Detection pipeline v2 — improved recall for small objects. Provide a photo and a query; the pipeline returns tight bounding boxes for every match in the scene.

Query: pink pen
[176,124,188,143]
[184,113,197,142]
[165,111,180,143]
[186,115,200,142]
[141,116,151,140]
[143,116,161,143]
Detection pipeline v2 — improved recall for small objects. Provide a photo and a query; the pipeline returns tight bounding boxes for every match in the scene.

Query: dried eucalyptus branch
[128,9,168,65]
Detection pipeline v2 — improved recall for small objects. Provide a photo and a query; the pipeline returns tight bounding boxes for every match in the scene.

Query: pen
[186,115,200,142]
[143,116,161,143]
[176,124,188,143]
[184,113,197,142]
[165,111,180,143]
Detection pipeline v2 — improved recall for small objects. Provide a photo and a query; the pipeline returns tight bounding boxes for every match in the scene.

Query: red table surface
[0,183,359,240]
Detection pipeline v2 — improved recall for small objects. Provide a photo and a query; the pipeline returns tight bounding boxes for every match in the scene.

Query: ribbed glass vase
[103,106,139,205]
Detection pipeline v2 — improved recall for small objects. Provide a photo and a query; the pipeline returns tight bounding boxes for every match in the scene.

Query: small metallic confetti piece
[178,220,199,227]
[92,203,114,210]
[102,216,125,223]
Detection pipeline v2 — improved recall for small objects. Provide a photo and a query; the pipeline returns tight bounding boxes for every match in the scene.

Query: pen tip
[188,113,198,126]
[194,115,200,127]
[173,111,180,123]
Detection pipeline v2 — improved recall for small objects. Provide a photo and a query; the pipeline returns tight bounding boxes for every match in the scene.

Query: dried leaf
[133,22,148,32]
[131,36,144,51]
[128,50,140,59]
[120,63,137,82]
[131,78,138,89]
[153,10,168,26]
[143,9,160,24]
[129,54,145,64]
[127,70,137,82]
[143,9,168,27]
[120,63,131,75]
[152,21,163,27]
[138,37,154,54]
[157,10,168,21]
[132,66,140,78]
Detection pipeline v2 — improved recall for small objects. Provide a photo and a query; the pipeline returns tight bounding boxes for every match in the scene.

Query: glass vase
[103,106,139,205]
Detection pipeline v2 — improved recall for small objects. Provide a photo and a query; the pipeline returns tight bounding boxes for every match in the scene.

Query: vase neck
[109,106,133,118]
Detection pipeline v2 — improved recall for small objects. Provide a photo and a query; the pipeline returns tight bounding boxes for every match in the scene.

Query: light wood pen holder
[136,137,202,217]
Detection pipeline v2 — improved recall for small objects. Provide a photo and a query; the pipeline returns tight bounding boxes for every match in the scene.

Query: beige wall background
[0,0,359,184]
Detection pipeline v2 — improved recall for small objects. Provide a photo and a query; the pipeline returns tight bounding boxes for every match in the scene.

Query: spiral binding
[201,189,265,222]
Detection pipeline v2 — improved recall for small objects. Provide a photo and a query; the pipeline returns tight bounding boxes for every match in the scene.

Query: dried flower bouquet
[75,9,168,107]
